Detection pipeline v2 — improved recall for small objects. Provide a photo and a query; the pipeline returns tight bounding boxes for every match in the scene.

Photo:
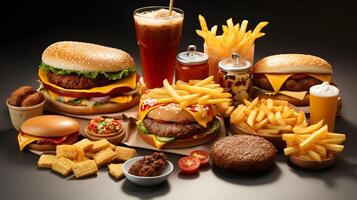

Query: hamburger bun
[147,103,196,123]
[42,41,135,72]
[21,115,80,137]
[138,128,219,149]
[251,88,310,106]
[253,54,332,74]
[43,92,140,115]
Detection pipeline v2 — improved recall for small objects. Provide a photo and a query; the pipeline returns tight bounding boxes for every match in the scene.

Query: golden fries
[141,77,232,117]
[230,97,305,136]
[196,15,268,58]
[282,123,346,162]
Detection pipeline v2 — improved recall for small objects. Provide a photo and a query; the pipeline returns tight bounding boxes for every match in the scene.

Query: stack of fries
[283,121,346,162]
[37,138,136,179]
[230,97,305,136]
[142,76,234,117]
[196,15,268,58]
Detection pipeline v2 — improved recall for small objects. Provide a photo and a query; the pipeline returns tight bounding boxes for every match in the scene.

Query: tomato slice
[190,150,209,166]
[178,156,200,174]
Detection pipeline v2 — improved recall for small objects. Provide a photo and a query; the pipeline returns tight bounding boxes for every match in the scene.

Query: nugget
[21,92,45,107]
[108,163,124,179]
[52,157,74,176]
[8,86,36,106]
[73,160,98,178]
[38,154,57,168]
[210,135,277,174]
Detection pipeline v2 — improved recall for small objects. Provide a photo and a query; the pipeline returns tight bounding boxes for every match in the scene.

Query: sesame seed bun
[42,41,135,72]
[253,54,332,74]
[20,115,80,137]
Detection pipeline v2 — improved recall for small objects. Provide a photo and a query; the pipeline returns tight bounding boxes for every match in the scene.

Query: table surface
[1,1,357,200]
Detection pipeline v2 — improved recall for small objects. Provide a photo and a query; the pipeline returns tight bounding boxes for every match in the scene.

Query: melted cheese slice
[110,95,132,104]
[47,89,133,104]
[264,73,332,93]
[38,69,137,94]
[18,132,43,151]
[279,91,307,100]
[308,74,332,83]
[152,136,166,149]
[265,74,293,93]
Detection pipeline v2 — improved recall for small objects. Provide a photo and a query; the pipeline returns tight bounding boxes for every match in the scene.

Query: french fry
[294,120,324,134]
[268,113,279,125]
[253,118,269,130]
[163,79,182,102]
[256,110,265,122]
[275,111,286,126]
[257,128,280,135]
[307,150,321,162]
[300,125,328,150]
[324,144,344,152]
[247,109,257,127]
[284,146,299,156]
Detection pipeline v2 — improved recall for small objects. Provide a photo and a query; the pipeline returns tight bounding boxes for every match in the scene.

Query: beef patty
[143,118,210,138]
[210,135,277,174]
[47,72,115,89]
[253,74,322,91]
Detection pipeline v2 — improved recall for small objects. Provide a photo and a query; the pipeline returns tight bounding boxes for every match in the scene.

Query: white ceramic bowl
[123,156,173,186]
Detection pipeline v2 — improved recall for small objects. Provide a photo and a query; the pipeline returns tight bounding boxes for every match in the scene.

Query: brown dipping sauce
[129,152,168,177]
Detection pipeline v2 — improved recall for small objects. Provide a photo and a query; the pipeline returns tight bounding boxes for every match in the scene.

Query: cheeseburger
[137,101,221,149]
[18,115,80,151]
[39,41,140,115]
[252,54,333,106]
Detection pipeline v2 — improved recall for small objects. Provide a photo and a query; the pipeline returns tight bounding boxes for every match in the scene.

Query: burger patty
[47,72,116,89]
[210,135,277,174]
[143,118,208,138]
[253,75,322,91]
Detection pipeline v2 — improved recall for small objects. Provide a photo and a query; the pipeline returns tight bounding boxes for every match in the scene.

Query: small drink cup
[309,82,339,132]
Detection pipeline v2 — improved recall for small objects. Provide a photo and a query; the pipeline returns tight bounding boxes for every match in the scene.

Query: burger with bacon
[17,115,80,152]
[38,41,140,115]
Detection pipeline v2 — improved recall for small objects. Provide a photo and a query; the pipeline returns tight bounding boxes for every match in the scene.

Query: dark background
[1,1,357,200]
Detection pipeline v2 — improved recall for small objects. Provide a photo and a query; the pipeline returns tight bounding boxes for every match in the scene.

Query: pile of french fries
[142,76,233,117]
[230,97,306,136]
[283,121,346,162]
[196,15,268,58]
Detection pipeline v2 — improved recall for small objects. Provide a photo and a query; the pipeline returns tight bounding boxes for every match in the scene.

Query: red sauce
[175,62,209,82]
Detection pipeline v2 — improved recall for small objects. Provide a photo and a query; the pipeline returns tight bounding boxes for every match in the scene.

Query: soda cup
[309,82,339,131]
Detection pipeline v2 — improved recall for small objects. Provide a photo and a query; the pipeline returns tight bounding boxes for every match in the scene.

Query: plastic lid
[218,53,252,72]
[176,45,208,65]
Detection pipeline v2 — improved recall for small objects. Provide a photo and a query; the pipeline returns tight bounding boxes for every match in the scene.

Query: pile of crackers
[37,138,136,179]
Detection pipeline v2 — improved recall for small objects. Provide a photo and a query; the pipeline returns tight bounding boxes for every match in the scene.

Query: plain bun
[43,92,140,115]
[28,134,78,151]
[147,103,195,123]
[42,41,135,72]
[21,115,80,137]
[138,129,219,149]
[253,54,332,74]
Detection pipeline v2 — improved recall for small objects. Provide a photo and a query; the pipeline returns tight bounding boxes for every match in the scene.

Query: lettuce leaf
[39,62,136,80]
